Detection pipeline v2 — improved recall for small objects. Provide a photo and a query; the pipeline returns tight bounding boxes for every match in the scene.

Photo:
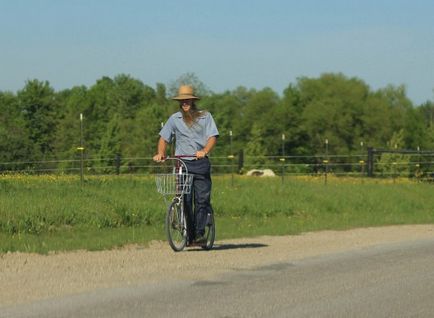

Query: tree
[376,130,411,177]
[402,107,426,149]
[112,74,152,119]
[155,82,168,105]
[278,84,306,155]
[2,72,433,174]
[52,86,90,165]
[245,123,267,168]
[298,73,369,154]
[225,86,256,149]
[201,91,244,156]
[417,102,434,149]
[0,92,32,169]
[376,84,415,148]
[121,103,166,159]
[359,93,393,148]
[97,114,121,173]
[239,87,280,155]
[17,80,58,161]
[84,76,117,158]
[167,72,212,98]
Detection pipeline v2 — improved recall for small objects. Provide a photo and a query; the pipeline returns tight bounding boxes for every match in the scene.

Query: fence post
[324,139,329,185]
[79,113,84,185]
[416,146,421,179]
[229,130,234,186]
[238,149,244,174]
[367,147,374,177]
[115,153,121,175]
[281,134,285,184]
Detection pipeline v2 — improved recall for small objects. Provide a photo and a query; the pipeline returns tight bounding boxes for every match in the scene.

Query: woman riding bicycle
[153,85,219,245]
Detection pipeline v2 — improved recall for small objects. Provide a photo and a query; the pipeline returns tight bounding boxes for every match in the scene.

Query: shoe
[194,235,207,245]
[186,235,194,247]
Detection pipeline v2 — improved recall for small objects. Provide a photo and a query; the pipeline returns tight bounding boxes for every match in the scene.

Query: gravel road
[1,224,434,309]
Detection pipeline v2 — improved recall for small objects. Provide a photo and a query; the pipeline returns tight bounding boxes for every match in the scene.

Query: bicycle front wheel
[165,200,188,252]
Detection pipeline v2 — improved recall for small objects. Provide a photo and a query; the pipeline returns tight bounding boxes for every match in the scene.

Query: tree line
[0,72,433,172]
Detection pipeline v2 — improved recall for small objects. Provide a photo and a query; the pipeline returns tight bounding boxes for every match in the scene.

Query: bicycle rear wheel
[201,212,215,250]
[165,200,187,252]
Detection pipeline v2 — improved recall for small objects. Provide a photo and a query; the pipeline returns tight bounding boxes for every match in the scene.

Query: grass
[1,174,433,253]
[0,225,165,253]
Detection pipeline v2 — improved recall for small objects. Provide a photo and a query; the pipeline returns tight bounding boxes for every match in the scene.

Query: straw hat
[172,85,200,100]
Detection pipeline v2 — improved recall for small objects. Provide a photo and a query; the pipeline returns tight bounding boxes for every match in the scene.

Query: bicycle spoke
[166,201,187,251]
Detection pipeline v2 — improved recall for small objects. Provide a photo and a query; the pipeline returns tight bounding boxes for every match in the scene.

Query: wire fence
[1,150,434,181]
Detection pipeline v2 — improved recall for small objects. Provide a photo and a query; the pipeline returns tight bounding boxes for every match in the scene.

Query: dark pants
[183,158,213,241]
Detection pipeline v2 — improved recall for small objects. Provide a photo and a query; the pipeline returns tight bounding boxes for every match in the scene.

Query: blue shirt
[159,111,219,158]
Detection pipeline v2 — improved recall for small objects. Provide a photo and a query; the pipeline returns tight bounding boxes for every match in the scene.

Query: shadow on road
[210,243,268,251]
[185,242,268,252]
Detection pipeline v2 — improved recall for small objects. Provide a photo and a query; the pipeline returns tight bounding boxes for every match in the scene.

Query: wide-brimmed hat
[172,85,200,100]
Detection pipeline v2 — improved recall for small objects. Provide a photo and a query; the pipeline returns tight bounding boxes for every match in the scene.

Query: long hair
[181,101,206,127]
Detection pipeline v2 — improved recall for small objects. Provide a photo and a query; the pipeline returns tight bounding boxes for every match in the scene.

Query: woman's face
[179,99,193,112]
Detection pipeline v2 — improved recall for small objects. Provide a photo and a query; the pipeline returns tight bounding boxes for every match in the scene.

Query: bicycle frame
[155,157,192,251]
[155,156,215,251]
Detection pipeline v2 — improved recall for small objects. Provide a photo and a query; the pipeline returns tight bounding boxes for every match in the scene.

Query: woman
[153,85,219,244]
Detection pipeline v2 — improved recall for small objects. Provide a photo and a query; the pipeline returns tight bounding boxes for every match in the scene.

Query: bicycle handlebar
[162,155,198,161]
[154,154,205,164]
[154,157,189,174]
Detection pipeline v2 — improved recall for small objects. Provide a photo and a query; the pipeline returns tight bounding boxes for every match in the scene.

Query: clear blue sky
[1,0,433,104]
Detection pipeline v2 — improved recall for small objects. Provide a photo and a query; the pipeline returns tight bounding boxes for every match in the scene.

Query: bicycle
[155,157,215,252]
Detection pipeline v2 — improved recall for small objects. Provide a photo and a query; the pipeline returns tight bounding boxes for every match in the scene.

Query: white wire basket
[155,173,193,195]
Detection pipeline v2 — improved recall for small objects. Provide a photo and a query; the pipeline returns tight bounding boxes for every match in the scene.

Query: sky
[1,0,433,105]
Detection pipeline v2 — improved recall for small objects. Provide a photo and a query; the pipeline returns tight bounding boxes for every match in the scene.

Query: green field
[1,175,433,253]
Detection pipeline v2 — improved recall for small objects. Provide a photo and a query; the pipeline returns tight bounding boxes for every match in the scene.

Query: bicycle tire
[165,200,187,252]
[201,213,215,250]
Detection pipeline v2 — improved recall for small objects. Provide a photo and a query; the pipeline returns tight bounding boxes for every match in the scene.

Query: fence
[1,149,433,181]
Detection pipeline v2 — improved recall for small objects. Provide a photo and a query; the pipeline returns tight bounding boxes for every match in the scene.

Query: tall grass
[213,176,434,231]
[1,174,433,253]
[0,175,163,235]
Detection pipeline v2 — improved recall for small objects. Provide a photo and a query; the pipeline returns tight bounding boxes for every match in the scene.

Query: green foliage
[97,114,122,172]
[0,92,32,167]
[167,72,212,98]
[53,86,90,166]
[245,123,267,167]
[298,73,370,154]
[17,80,59,161]
[417,101,434,149]
[0,72,433,173]
[376,130,411,176]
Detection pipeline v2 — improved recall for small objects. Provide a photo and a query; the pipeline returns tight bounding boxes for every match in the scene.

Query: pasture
[1,174,433,253]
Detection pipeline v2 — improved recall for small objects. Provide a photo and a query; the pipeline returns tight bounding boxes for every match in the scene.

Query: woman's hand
[195,150,207,159]
[153,154,165,162]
